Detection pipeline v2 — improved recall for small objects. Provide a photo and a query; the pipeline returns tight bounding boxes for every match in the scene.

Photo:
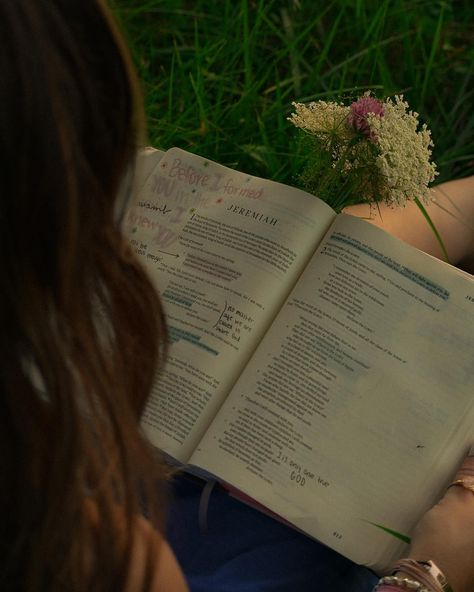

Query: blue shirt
[167,475,378,592]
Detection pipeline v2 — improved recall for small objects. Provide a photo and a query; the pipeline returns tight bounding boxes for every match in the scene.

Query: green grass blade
[420,4,445,109]
[366,521,411,544]
[414,195,450,263]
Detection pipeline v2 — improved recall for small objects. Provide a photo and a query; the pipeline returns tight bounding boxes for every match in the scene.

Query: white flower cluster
[289,100,351,141]
[367,96,438,205]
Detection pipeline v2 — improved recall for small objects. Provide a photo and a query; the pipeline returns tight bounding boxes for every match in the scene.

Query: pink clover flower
[348,96,384,140]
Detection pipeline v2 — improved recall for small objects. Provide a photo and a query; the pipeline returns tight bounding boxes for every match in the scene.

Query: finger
[454,445,474,480]
[444,446,474,501]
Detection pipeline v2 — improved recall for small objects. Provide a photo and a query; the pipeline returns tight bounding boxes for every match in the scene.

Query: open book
[127,147,474,572]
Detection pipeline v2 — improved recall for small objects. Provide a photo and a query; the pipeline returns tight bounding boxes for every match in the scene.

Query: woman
[1,1,473,591]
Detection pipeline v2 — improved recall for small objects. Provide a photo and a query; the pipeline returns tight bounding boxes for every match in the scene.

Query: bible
[126,146,474,572]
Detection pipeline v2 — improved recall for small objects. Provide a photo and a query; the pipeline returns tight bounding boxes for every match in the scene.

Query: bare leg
[345,176,474,271]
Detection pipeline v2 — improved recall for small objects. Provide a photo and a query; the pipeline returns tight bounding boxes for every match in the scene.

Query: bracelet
[374,575,429,591]
[392,559,453,592]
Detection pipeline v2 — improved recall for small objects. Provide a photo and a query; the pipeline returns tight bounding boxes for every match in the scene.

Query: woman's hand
[407,451,474,592]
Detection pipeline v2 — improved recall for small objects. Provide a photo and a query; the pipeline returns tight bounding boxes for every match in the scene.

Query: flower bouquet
[289,93,440,244]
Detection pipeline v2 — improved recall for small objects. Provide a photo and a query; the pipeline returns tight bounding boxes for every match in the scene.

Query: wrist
[374,575,431,592]
[373,558,453,592]
[394,559,452,592]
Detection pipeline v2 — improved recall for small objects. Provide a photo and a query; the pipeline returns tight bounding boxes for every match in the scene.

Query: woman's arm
[345,176,474,269]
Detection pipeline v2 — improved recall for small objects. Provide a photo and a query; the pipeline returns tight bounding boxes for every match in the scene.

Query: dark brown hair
[0,1,168,589]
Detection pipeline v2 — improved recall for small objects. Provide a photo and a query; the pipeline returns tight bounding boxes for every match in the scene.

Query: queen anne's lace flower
[289,100,351,141]
[366,96,437,205]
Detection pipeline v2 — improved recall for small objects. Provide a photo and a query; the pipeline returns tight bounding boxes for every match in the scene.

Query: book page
[191,214,474,569]
[135,148,165,191]
[126,148,335,461]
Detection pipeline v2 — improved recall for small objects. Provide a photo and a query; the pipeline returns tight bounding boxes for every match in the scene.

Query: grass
[112,0,474,188]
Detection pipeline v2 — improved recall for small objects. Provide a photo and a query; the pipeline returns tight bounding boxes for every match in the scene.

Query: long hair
[0,1,168,589]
